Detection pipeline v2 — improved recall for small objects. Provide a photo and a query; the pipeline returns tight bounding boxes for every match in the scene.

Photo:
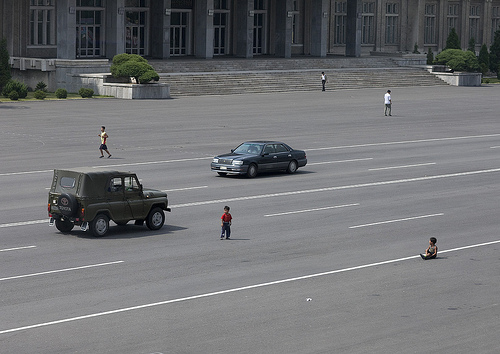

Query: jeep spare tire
[57,193,77,217]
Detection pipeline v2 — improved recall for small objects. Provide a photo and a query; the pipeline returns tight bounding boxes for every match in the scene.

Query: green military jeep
[48,168,171,237]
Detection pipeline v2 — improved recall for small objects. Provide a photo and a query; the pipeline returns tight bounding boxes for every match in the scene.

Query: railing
[9,57,56,71]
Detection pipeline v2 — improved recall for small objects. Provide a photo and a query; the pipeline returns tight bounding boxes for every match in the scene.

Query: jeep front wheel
[146,207,165,230]
[55,218,74,233]
[90,214,109,237]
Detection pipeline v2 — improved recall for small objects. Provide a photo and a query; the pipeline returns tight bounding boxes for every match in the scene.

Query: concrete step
[159,67,448,96]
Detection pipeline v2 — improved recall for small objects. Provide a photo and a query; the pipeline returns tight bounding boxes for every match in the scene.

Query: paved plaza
[1,85,500,353]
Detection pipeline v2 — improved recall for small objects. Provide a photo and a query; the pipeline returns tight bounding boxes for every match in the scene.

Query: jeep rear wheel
[90,214,109,237]
[146,207,165,230]
[55,218,74,233]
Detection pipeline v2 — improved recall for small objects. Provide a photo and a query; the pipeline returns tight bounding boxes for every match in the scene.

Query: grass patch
[481,78,500,84]
[0,91,113,102]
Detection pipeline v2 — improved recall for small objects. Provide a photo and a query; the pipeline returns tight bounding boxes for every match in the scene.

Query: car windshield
[233,143,264,155]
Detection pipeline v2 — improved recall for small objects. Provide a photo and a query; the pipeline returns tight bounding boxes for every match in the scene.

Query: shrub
[8,90,19,100]
[413,43,420,54]
[426,48,434,65]
[0,38,11,92]
[34,90,47,99]
[110,53,159,84]
[79,87,94,98]
[490,29,500,73]
[435,49,479,72]
[2,80,28,98]
[478,44,490,72]
[483,78,490,84]
[445,28,461,50]
[35,81,47,92]
[467,37,476,53]
[55,88,68,99]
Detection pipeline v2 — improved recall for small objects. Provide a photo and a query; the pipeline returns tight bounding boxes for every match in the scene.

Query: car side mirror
[262,152,269,156]
[139,184,143,191]
[231,149,235,153]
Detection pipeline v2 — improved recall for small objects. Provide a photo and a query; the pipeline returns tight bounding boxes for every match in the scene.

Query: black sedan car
[211,141,307,178]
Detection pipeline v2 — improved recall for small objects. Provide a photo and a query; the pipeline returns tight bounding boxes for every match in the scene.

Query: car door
[274,143,293,170]
[259,144,276,171]
[106,177,133,221]
[124,175,145,219]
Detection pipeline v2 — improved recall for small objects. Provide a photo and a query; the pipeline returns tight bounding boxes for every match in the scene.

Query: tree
[478,44,490,75]
[490,29,500,73]
[110,53,159,84]
[426,48,434,65]
[0,38,11,91]
[467,37,476,53]
[445,28,461,50]
[435,49,479,72]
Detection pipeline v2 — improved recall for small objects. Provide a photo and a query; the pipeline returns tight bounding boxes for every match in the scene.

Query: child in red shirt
[220,206,232,240]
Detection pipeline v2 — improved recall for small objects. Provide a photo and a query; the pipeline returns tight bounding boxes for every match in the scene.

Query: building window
[291,0,303,45]
[385,3,399,44]
[362,2,375,44]
[76,1,105,58]
[469,5,480,42]
[424,3,436,44]
[447,3,459,35]
[29,0,55,46]
[334,1,346,45]
[492,6,500,44]
[125,1,149,55]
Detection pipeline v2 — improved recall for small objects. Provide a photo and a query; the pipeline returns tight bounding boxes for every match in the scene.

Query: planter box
[72,73,170,99]
[432,72,482,86]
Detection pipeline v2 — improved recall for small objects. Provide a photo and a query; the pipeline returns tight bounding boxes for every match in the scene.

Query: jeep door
[106,177,133,221]
[124,175,145,219]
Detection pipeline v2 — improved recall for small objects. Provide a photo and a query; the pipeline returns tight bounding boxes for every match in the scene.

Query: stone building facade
[1,0,499,60]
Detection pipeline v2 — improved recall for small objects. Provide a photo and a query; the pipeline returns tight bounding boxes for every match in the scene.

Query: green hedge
[2,80,28,98]
[110,53,159,84]
[434,49,479,72]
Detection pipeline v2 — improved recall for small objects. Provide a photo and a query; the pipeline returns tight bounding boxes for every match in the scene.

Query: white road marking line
[92,157,212,169]
[0,261,124,282]
[0,169,52,177]
[368,162,436,171]
[1,239,499,335]
[265,203,359,217]
[308,158,373,166]
[305,133,500,151]
[3,167,500,229]
[0,245,36,252]
[170,167,500,208]
[349,213,444,229]
[0,219,47,228]
[490,146,500,149]
[162,186,208,192]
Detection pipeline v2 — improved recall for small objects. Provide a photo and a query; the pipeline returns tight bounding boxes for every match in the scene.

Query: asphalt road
[1,85,500,354]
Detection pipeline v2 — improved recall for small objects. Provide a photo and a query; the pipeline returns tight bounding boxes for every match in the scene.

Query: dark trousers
[221,222,231,238]
[322,80,326,91]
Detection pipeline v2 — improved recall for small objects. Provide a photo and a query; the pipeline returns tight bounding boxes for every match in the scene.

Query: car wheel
[246,163,258,178]
[286,160,298,174]
[55,218,74,233]
[146,207,165,230]
[90,214,109,237]
[217,172,227,176]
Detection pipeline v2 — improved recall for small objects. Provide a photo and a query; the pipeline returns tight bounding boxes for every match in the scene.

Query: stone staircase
[149,56,448,96]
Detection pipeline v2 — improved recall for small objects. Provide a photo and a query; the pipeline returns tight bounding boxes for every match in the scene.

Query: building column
[194,0,214,59]
[234,0,253,58]
[309,0,328,57]
[151,0,171,59]
[483,0,493,46]
[275,0,293,58]
[57,0,77,59]
[345,0,361,57]
[461,0,469,49]
[106,0,125,59]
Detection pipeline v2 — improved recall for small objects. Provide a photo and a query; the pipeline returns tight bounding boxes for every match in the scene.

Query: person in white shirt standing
[321,72,328,91]
[384,90,392,116]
